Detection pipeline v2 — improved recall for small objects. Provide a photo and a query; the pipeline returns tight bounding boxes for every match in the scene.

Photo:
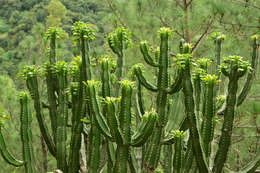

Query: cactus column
[178,53,210,173]
[133,28,183,172]
[237,35,259,106]
[201,74,219,158]
[0,125,23,167]
[107,27,132,96]
[19,92,37,173]
[55,62,69,173]
[45,27,65,145]
[85,80,158,173]
[213,56,251,173]
[70,22,96,173]
[20,65,56,157]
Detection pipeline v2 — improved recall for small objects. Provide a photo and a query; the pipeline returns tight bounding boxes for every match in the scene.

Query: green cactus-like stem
[132,78,144,136]
[166,70,183,94]
[215,39,222,74]
[116,49,124,84]
[134,66,158,92]
[193,67,206,117]
[19,92,37,173]
[101,59,111,98]
[86,86,117,172]
[119,81,133,145]
[107,27,131,81]
[131,111,158,147]
[142,28,175,172]
[45,64,58,145]
[213,56,251,173]
[137,83,145,117]
[100,58,117,170]
[113,81,133,173]
[56,62,69,173]
[70,57,85,173]
[183,138,194,173]
[128,153,137,173]
[80,35,91,81]
[73,22,99,173]
[173,131,185,173]
[201,75,218,158]
[100,58,115,169]
[162,145,172,173]
[237,35,259,107]
[0,127,24,167]
[107,27,132,96]
[87,76,101,173]
[113,145,129,173]
[45,66,58,146]
[194,77,201,116]
[50,36,56,64]
[103,81,135,173]
[45,27,65,64]
[209,32,225,74]
[140,41,159,67]
[107,141,116,171]
[87,79,155,173]
[156,28,169,125]
[26,75,56,157]
[213,74,238,173]
[105,98,124,144]
[143,125,163,171]
[88,125,101,173]
[85,81,112,139]
[181,54,210,173]
[211,33,225,94]
[68,83,82,173]
[72,21,94,82]
[45,27,65,144]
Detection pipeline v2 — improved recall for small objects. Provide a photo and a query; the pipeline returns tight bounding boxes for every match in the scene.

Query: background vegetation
[0,0,259,172]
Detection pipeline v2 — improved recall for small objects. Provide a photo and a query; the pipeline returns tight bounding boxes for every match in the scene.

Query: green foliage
[46,0,67,27]
[45,27,66,40]
[0,0,259,172]
[72,21,96,41]
[107,27,132,54]
[220,55,252,77]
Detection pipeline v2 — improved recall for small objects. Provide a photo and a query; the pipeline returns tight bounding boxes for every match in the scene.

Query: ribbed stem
[56,69,68,172]
[101,60,115,170]
[68,83,82,173]
[202,82,215,158]
[50,37,56,64]
[45,68,58,145]
[162,145,172,173]
[143,29,170,171]
[113,145,129,173]
[26,77,56,157]
[213,75,239,173]
[182,60,210,173]
[173,135,184,173]
[237,37,259,106]
[183,138,194,173]
[0,127,24,167]
[20,92,37,173]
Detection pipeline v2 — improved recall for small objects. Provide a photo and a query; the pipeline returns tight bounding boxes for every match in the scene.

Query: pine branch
[231,0,260,10]
[192,15,216,54]
[175,0,184,10]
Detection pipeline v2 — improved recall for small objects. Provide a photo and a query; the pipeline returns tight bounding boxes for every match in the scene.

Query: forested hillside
[0,0,259,172]
[0,0,108,77]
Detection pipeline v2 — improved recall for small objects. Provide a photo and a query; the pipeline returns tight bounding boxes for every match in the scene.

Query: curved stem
[182,61,210,173]
[213,74,239,173]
